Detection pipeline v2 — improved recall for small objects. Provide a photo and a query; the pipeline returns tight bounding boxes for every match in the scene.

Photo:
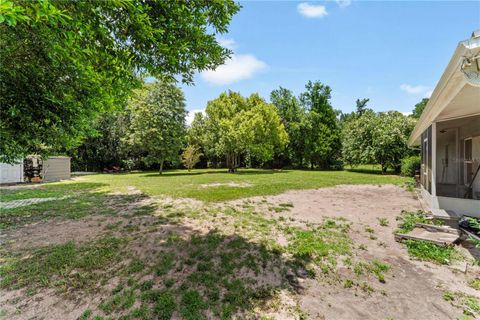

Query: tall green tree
[128,81,187,174]
[0,0,240,163]
[299,81,341,169]
[203,92,288,172]
[411,98,429,119]
[342,111,416,173]
[270,87,306,167]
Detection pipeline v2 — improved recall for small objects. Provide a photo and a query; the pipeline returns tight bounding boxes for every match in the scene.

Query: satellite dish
[461,54,480,87]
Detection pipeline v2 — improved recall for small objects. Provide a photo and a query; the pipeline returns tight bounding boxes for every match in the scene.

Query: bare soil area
[231,184,480,319]
[1,184,479,319]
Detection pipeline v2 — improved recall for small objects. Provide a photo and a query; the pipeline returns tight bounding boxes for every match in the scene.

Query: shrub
[401,155,420,177]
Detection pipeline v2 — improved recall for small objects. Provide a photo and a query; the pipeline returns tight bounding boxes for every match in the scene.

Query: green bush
[401,155,420,177]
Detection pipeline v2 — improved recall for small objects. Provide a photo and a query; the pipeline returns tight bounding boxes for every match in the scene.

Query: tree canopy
[0,0,240,163]
[299,81,342,169]
[127,81,187,174]
[411,98,429,119]
[200,92,288,172]
[342,110,416,173]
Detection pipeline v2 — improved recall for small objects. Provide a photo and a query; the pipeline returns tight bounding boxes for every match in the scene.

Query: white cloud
[217,38,236,50]
[201,54,267,85]
[186,109,205,126]
[402,111,412,116]
[400,84,430,95]
[336,0,352,8]
[297,3,328,18]
[424,89,433,98]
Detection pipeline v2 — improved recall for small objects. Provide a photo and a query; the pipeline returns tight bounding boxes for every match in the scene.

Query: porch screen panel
[436,115,480,200]
[420,125,432,193]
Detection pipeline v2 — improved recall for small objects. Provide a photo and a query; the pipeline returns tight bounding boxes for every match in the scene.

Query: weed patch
[404,240,459,265]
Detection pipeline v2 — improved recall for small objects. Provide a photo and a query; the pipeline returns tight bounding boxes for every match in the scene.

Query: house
[408,30,480,217]
[0,156,71,184]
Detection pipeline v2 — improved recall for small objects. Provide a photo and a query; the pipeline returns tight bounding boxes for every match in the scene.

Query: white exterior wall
[0,162,24,184]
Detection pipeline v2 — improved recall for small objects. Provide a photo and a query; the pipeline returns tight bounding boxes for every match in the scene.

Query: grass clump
[287,223,351,263]
[377,217,389,227]
[468,278,480,291]
[99,288,136,314]
[180,290,207,320]
[404,240,459,265]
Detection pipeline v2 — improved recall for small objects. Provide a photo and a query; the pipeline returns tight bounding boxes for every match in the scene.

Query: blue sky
[182,0,480,122]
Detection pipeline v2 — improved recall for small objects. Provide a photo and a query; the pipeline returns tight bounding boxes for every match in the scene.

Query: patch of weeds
[152,290,176,320]
[180,290,207,320]
[360,282,374,294]
[129,305,149,319]
[353,260,390,283]
[443,291,455,302]
[105,221,122,230]
[364,226,375,234]
[443,291,480,318]
[99,288,136,314]
[287,223,351,263]
[126,259,145,274]
[396,210,438,234]
[404,240,460,265]
[79,309,92,320]
[344,279,354,288]
[371,260,390,283]
[464,295,480,317]
[164,278,175,288]
[377,217,389,227]
[154,252,175,276]
[0,236,126,291]
[468,278,480,291]
[358,244,367,250]
[139,280,153,291]
[0,186,115,229]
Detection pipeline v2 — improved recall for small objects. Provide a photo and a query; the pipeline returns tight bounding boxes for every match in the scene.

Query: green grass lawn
[76,168,409,202]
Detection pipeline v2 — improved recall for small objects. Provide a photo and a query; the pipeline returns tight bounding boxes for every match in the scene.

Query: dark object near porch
[459,216,480,237]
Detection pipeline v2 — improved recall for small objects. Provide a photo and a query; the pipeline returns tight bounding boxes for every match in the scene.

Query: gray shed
[42,156,71,182]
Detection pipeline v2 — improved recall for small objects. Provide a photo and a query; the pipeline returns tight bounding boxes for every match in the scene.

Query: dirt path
[238,184,479,320]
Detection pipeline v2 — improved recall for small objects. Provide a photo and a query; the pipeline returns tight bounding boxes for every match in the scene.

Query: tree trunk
[159,159,164,175]
[381,163,387,174]
[226,152,237,173]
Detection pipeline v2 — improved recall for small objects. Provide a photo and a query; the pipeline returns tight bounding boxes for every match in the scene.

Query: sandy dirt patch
[235,184,479,320]
[199,182,252,188]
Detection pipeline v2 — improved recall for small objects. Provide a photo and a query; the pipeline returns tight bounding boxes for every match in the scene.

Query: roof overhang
[408,31,480,146]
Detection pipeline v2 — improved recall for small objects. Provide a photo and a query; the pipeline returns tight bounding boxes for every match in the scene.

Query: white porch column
[431,122,437,197]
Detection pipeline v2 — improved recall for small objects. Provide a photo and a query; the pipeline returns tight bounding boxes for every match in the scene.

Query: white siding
[42,157,71,182]
[0,162,24,184]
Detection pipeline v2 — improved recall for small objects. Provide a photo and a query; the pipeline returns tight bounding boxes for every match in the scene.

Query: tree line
[0,1,424,174]
[67,79,424,174]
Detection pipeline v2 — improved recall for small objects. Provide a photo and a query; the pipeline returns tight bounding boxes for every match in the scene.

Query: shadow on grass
[345,167,397,175]
[1,212,306,319]
[0,183,158,230]
[142,169,288,178]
